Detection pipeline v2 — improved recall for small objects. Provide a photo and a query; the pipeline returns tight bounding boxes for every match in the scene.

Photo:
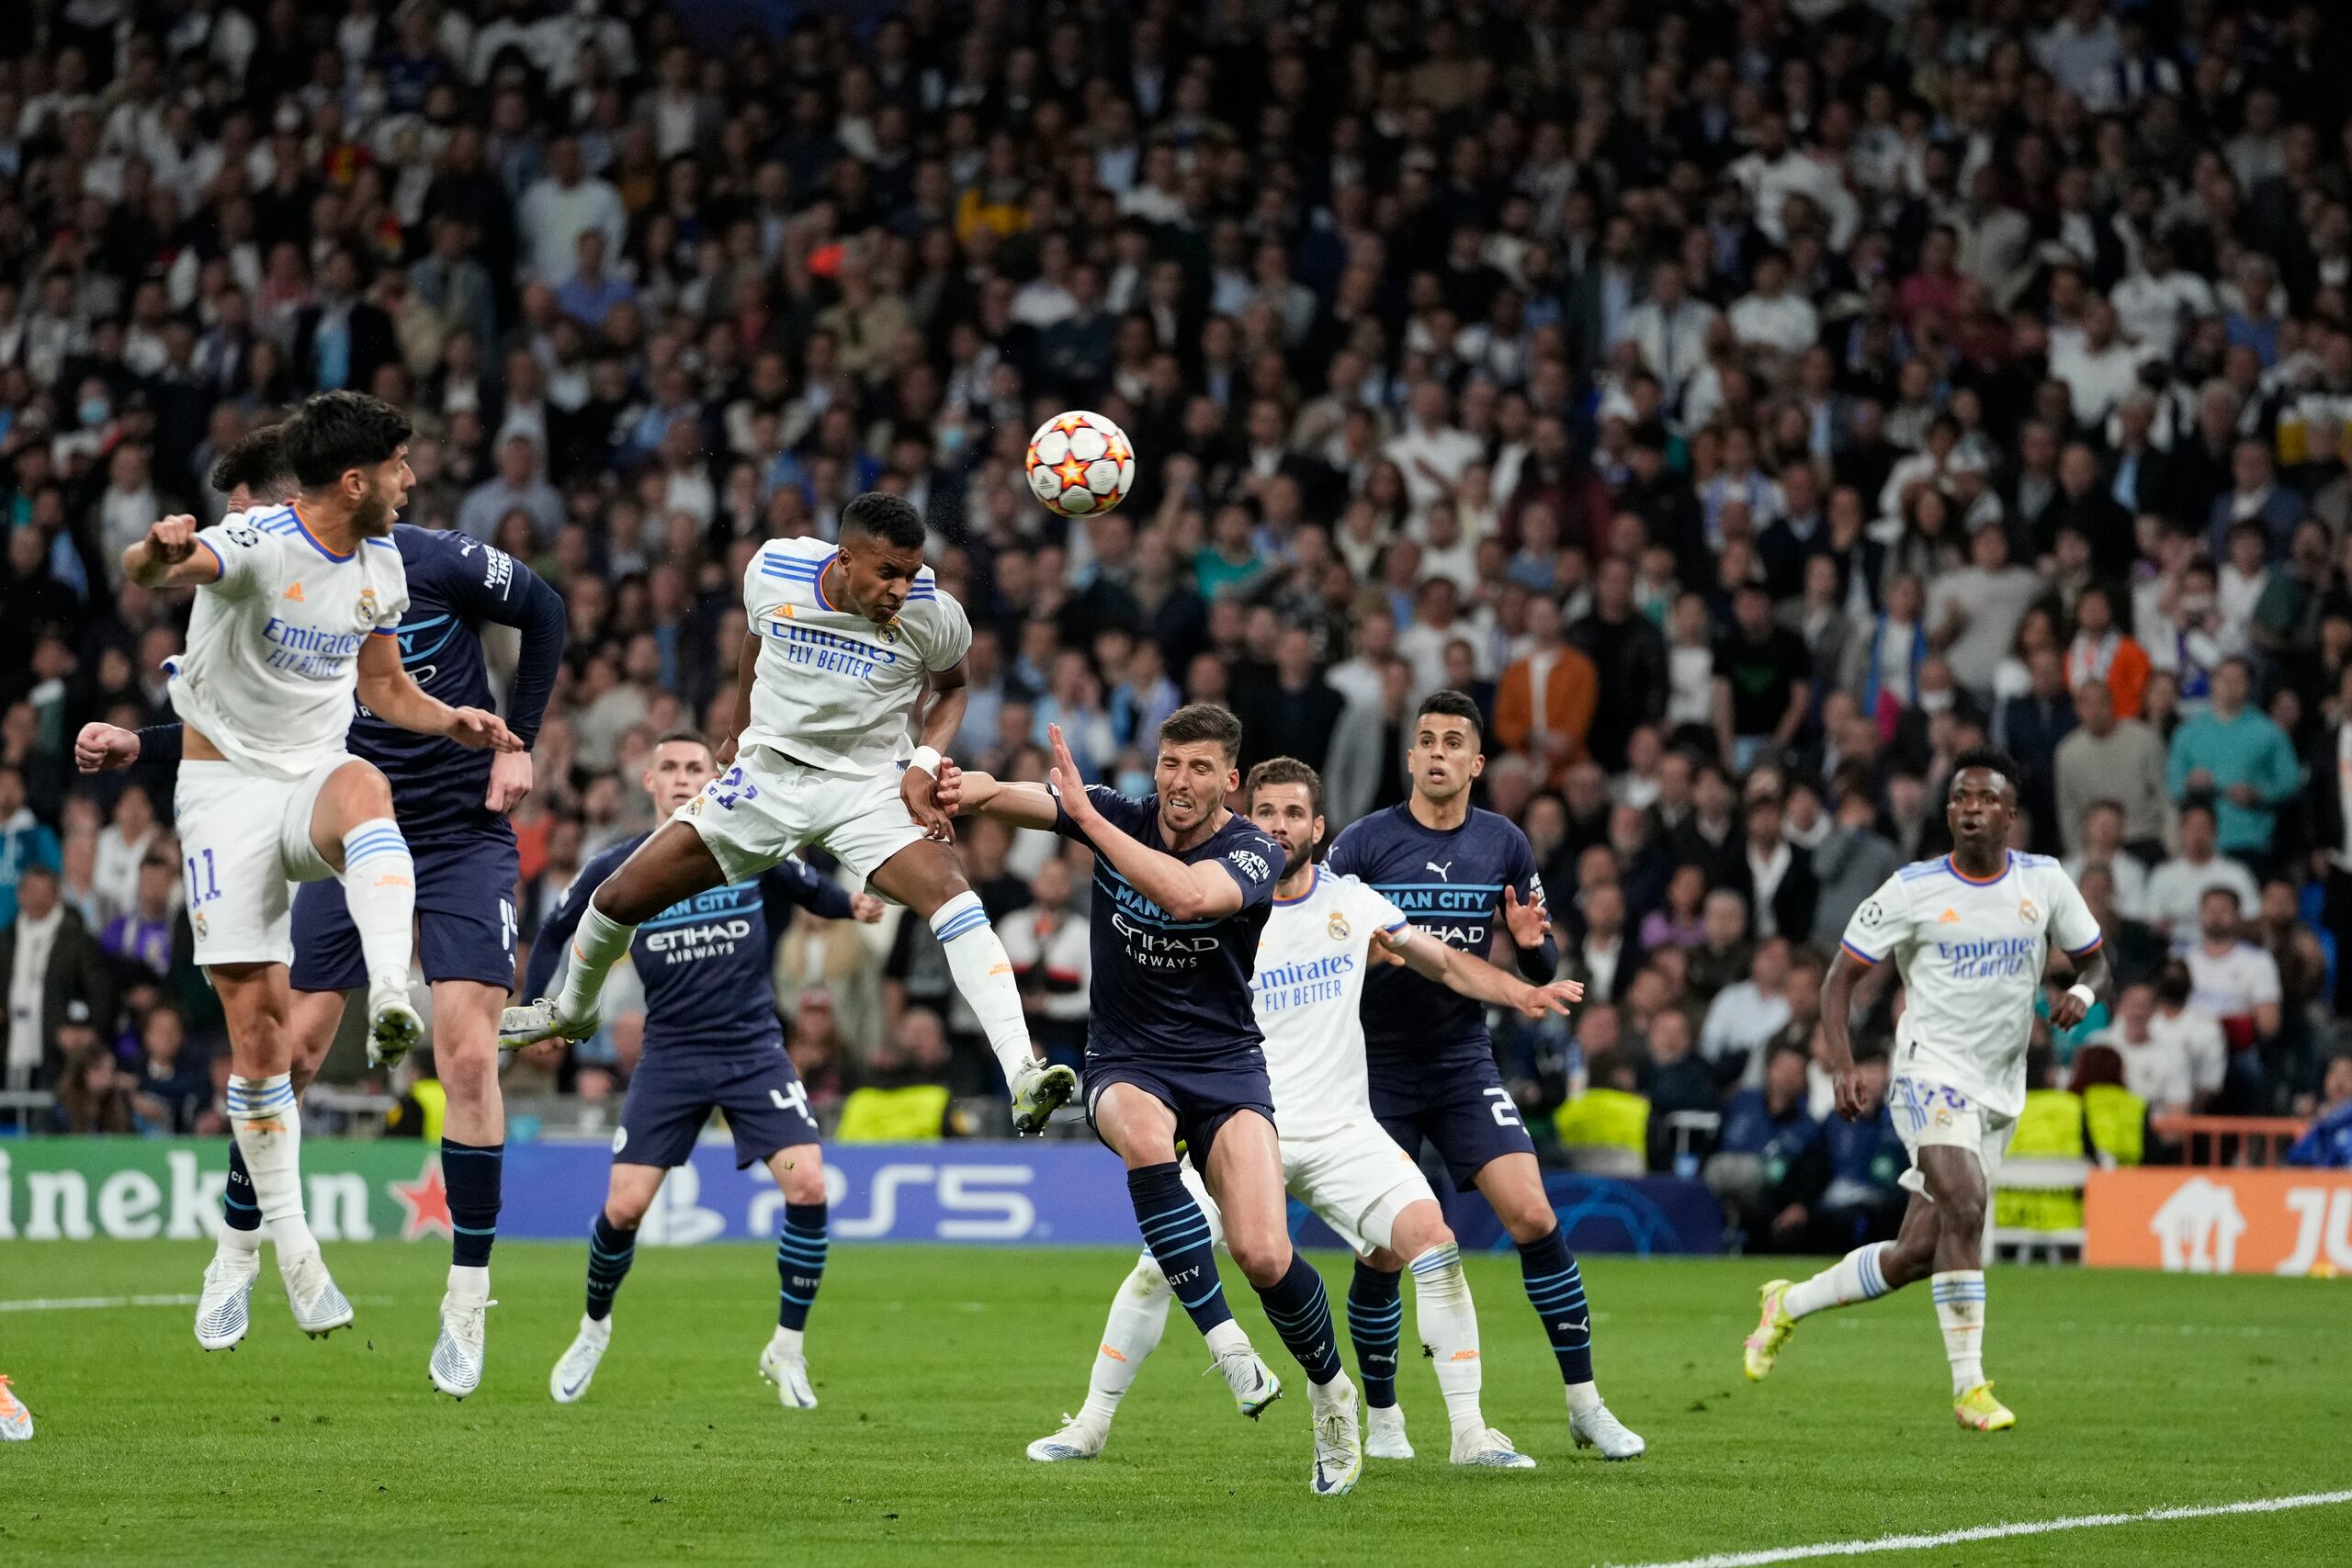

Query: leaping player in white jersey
[499,491,1079,1131]
[121,391,520,1337]
[1741,746,2110,1432]
[1023,756,1604,1470]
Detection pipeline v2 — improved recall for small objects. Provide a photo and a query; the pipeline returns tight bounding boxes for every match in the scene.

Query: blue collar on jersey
[1945,850,2012,886]
[288,502,354,562]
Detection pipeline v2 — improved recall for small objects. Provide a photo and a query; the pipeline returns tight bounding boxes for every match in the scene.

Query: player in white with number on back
[1739,746,2110,1432]
[1023,757,1587,1470]
[122,391,519,1341]
[499,492,1078,1133]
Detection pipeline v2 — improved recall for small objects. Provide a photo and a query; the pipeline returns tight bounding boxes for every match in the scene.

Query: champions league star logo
[1328,910,1351,942]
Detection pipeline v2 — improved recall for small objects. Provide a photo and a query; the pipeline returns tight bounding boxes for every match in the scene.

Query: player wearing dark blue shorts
[532,730,881,1411]
[1324,690,1645,1459]
[80,426,564,1396]
[949,704,1366,1496]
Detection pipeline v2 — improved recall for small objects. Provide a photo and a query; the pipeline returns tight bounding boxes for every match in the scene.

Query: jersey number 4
[770,1082,812,1122]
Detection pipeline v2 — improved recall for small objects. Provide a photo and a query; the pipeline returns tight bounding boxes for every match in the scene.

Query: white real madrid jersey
[1250,866,1411,1141]
[1839,850,2101,1120]
[738,538,972,775]
[169,504,408,781]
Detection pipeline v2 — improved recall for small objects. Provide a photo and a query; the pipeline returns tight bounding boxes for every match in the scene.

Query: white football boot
[279,1249,354,1337]
[429,1291,491,1399]
[1308,1373,1363,1496]
[759,1343,818,1409]
[1570,1399,1646,1459]
[366,983,424,1070]
[1009,1057,1079,1135]
[550,1315,611,1404]
[1364,1401,1415,1460]
[194,1246,260,1350]
[498,996,599,1051]
[1212,1343,1283,1418]
[1025,1416,1108,1462]
[1451,1427,1538,1469]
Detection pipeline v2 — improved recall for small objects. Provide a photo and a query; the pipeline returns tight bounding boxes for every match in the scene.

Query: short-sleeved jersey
[1056,785,1281,1065]
[170,504,407,780]
[1324,803,1554,1070]
[350,525,559,843]
[521,831,851,1060]
[1839,850,2102,1119]
[739,538,971,775]
[1250,866,1410,1140]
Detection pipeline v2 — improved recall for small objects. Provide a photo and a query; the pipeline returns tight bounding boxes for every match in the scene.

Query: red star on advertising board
[391,1156,452,1241]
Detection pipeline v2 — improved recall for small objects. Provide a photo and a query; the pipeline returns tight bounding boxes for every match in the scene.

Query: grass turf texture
[0,1243,2341,1566]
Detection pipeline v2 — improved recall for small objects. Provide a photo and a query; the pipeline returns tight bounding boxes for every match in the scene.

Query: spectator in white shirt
[1613,260,1718,410]
[1385,379,1482,511]
[1701,936,1794,1086]
[2033,0,2123,103]
[2093,982,2195,1114]
[515,133,627,287]
[1927,521,2044,699]
[2109,237,2217,361]
[2182,886,2281,1106]
[1730,113,1858,250]
[2050,299,2146,431]
[2144,802,2261,944]
[1727,251,1819,359]
[2063,799,2153,919]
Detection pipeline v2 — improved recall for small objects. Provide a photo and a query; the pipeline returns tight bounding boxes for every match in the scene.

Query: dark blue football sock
[441,1139,503,1269]
[776,1202,828,1331]
[1346,1258,1404,1408]
[1126,1162,1233,1335]
[584,1213,636,1322]
[221,1144,260,1234]
[1519,1225,1595,1385]
[1257,1253,1343,1386]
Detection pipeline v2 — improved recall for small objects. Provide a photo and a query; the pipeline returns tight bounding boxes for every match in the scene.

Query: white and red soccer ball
[1024,410,1136,517]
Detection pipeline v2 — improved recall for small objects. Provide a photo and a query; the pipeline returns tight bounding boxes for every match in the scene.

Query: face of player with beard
[350,446,414,536]
[1153,739,1236,842]
[644,738,718,816]
[1944,766,2015,865]
[1248,780,1323,880]
[1408,712,1484,805]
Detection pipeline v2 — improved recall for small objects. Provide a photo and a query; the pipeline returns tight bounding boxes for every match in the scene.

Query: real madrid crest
[878,620,901,645]
[2018,897,2038,925]
[1328,910,1351,941]
[193,910,209,941]
[356,586,380,623]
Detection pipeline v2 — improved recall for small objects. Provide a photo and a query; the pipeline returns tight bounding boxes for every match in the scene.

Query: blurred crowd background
[6,0,2352,1233]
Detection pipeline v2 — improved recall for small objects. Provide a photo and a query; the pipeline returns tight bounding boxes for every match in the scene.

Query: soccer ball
[1025,410,1136,517]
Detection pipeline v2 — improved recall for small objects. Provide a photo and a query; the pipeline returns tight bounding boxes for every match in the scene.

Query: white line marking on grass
[0,1293,395,1313]
[1601,1491,2352,1568]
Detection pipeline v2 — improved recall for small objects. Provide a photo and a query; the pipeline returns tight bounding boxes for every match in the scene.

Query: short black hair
[209,423,294,501]
[280,391,413,488]
[1416,688,1485,747]
[1158,702,1243,761]
[1949,744,2023,796]
[839,491,926,550]
[1244,756,1322,815]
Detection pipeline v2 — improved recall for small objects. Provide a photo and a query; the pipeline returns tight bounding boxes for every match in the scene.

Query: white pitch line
[1602,1491,2352,1568]
[0,1293,395,1314]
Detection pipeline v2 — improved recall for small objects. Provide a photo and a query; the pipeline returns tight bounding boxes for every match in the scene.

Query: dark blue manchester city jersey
[1055,785,1282,1065]
[521,832,854,1059]
[1324,803,1557,1068]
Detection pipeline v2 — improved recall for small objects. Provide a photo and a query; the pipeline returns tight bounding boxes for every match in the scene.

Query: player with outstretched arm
[82,419,565,1397]
[533,730,882,1410]
[497,492,1077,1134]
[1742,745,2112,1431]
[948,708,1368,1495]
[1024,756,1584,1470]
[117,392,518,1343]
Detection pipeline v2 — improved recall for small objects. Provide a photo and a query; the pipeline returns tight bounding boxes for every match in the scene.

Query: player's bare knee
[1385,1203,1453,1261]
[778,1148,825,1206]
[436,1035,499,1105]
[602,1193,650,1232]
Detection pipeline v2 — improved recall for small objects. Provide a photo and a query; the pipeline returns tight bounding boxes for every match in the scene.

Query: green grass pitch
[0,1242,2342,1565]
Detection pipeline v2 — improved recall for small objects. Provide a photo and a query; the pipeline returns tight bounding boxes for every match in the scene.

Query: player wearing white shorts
[497,492,1077,1131]
[121,392,518,1338]
[1024,757,1590,1470]
[1740,747,2109,1432]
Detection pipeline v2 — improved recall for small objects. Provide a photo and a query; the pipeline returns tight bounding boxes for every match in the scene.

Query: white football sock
[1407,1242,1487,1443]
[1930,1270,1987,1394]
[929,891,1036,1086]
[447,1262,489,1303]
[1785,1241,1895,1319]
[1203,1318,1251,1358]
[554,902,636,1021]
[769,1325,804,1359]
[1077,1254,1172,1430]
[339,818,417,993]
[226,1074,317,1258]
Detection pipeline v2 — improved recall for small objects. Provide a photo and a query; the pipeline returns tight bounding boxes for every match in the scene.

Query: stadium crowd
[5,0,2352,1220]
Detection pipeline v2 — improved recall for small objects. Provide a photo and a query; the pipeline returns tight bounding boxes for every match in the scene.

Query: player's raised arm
[355,634,523,752]
[1377,923,1583,1020]
[901,659,969,840]
[452,537,567,809]
[1045,724,1248,921]
[121,513,226,589]
[944,765,1063,831]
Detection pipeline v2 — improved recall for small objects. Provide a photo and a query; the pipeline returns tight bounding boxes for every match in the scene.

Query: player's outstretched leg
[553,1168,661,1404]
[507,823,724,1048]
[1483,1156,1642,1459]
[1345,1258,1408,1458]
[215,965,351,1338]
[1029,1253,1174,1461]
[430,981,508,1400]
[758,1146,828,1410]
[1403,1234,1534,1470]
[309,761,424,1069]
[870,845,1075,1133]
[1747,1240,1899,1380]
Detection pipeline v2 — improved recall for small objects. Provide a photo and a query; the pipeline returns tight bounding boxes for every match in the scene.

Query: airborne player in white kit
[1024,758,1593,1469]
[500,492,1077,1131]
[1741,747,2111,1431]
[123,392,520,1337]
